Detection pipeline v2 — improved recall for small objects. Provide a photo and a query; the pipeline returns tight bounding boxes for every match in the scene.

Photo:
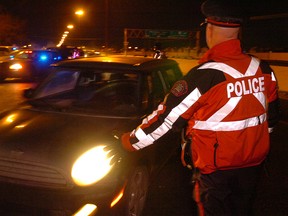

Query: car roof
[52,55,179,71]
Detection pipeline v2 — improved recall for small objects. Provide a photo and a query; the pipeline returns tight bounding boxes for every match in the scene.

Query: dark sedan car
[0,56,183,215]
[0,49,62,82]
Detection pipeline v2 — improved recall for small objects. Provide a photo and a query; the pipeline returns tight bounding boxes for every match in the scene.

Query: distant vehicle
[0,49,62,81]
[0,56,183,216]
[0,46,18,56]
[47,46,85,60]
[83,49,102,57]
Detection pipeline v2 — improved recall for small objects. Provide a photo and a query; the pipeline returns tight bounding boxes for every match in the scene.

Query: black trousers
[195,164,263,216]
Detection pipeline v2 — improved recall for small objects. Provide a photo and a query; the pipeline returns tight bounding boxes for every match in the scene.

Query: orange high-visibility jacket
[122,39,280,174]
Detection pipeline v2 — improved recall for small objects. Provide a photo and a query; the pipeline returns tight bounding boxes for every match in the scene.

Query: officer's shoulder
[249,54,273,74]
[186,60,223,77]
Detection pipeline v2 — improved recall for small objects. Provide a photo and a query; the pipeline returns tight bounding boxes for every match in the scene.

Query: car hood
[0,108,139,170]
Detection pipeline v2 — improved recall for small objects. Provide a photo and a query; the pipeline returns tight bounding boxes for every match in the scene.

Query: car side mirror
[23,88,35,99]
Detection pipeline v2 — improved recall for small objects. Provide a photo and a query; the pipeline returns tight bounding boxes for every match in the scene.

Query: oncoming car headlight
[71,145,115,186]
[9,63,23,70]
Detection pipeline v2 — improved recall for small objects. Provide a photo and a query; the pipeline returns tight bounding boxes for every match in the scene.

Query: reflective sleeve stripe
[132,88,201,150]
[198,57,259,78]
[133,128,155,150]
[142,104,164,125]
[193,113,267,131]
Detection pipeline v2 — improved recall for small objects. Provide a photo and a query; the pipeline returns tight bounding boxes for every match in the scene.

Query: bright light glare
[5,114,16,123]
[15,124,26,128]
[9,63,22,70]
[40,55,48,61]
[67,24,74,29]
[73,204,97,216]
[71,146,114,186]
[75,10,84,16]
[110,188,124,207]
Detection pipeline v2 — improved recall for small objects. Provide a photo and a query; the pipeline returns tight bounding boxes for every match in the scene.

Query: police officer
[121,0,280,215]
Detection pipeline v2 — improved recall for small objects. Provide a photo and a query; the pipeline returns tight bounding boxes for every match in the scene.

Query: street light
[57,8,84,47]
[67,24,74,29]
[75,10,84,16]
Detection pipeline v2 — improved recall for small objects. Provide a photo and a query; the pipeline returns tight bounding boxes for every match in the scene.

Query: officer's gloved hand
[121,131,137,152]
[104,131,128,166]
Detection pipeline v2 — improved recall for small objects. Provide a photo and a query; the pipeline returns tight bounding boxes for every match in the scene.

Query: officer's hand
[104,132,128,166]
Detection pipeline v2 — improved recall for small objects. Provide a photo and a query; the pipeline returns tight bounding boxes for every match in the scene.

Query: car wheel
[123,166,149,216]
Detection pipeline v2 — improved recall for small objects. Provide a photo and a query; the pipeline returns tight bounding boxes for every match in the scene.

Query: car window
[36,70,80,98]
[149,66,182,108]
[151,71,166,106]
[163,67,182,89]
[31,68,142,116]
[75,71,140,115]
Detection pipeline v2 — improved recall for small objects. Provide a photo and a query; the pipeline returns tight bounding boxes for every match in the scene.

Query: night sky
[0,0,287,50]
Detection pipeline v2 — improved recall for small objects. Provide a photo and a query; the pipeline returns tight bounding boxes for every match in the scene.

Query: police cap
[201,0,244,27]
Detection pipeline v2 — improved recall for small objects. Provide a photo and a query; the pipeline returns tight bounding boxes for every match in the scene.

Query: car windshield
[30,67,142,116]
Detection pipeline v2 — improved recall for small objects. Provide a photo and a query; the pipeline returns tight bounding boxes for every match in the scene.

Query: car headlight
[9,63,23,70]
[71,145,115,186]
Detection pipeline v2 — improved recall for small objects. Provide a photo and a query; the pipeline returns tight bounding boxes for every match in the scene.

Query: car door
[141,67,182,174]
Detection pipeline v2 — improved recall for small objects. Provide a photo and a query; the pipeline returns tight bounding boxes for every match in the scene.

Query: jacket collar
[199,39,243,64]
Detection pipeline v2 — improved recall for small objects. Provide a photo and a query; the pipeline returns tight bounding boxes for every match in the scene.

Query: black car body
[0,49,62,81]
[0,56,183,215]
